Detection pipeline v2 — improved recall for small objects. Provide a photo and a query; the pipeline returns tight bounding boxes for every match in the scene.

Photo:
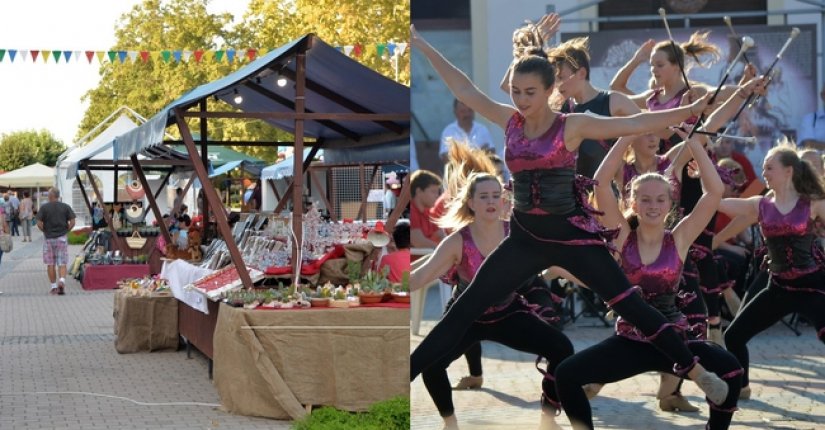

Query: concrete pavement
[0,229,289,429]
[411,286,825,430]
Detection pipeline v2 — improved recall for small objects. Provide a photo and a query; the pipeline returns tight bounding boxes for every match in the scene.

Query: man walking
[36,188,75,295]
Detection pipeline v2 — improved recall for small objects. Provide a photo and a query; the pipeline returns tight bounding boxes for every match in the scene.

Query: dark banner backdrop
[565,24,817,176]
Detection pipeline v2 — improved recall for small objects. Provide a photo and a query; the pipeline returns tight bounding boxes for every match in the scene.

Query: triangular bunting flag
[193,50,204,63]
[30,50,40,62]
[387,42,396,56]
[85,51,95,63]
[107,51,117,63]
[63,51,73,62]
[96,51,106,63]
[334,46,343,53]
[173,50,182,63]
[9,50,17,62]
[41,50,51,63]
[118,51,127,64]
[344,45,354,56]
[226,49,235,63]
[0,49,5,62]
[151,51,162,63]
[395,42,407,56]
[139,51,150,63]
[182,50,192,62]
[353,44,362,57]
[377,44,386,57]
[128,51,138,63]
[161,50,171,63]
[258,48,268,57]
[246,49,256,61]
[19,50,29,62]
[73,51,81,62]
[214,50,224,63]
[51,50,62,63]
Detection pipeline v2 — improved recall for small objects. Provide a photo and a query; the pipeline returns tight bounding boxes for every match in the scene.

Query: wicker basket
[126,231,147,250]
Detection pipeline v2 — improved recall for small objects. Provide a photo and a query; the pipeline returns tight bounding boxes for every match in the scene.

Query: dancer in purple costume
[412,172,571,429]
[555,129,743,430]
[409,25,730,424]
[719,144,825,401]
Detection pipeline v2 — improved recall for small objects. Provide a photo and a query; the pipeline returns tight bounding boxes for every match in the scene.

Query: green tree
[237,0,410,85]
[76,0,409,163]
[0,130,66,170]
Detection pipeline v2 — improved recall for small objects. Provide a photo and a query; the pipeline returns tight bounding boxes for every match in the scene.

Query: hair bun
[520,46,547,59]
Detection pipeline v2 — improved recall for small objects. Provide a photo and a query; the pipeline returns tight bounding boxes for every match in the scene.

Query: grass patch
[67,230,90,245]
[291,396,409,430]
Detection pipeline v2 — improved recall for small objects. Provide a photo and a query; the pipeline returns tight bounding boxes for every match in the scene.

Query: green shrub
[291,396,409,430]
[67,230,90,245]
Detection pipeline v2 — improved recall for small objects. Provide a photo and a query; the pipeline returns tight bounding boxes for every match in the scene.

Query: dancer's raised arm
[412,25,515,128]
[410,234,461,292]
[671,130,724,255]
[564,93,711,148]
[594,136,633,240]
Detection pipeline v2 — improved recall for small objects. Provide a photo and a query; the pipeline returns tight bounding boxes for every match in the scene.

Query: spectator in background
[19,191,33,242]
[8,192,20,237]
[36,188,76,296]
[800,148,824,178]
[797,84,825,150]
[410,169,445,249]
[439,99,494,162]
[379,222,411,283]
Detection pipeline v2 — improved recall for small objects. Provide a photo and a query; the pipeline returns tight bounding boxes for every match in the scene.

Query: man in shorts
[36,188,76,295]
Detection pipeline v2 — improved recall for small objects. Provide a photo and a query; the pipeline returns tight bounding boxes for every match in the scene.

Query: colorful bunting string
[0,41,408,65]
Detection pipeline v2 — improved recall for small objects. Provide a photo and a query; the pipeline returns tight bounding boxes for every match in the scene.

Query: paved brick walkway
[0,230,290,429]
[411,286,825,430]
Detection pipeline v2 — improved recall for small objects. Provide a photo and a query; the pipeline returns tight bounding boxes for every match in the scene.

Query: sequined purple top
[441,223,510,285]
[504,112,576,175]
[616,230,688,341]
[759,197,812,238]
[758,197,820,278]
[646,88,687,112]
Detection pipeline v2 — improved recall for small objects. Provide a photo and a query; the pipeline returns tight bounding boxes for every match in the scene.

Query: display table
[112,289,178,353]
[213,303,409,420]
[82,264,151,290]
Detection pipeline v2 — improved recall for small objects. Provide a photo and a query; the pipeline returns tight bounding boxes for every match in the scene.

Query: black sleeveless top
[560,91,614,178]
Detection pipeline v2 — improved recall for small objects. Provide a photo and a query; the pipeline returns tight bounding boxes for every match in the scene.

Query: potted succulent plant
[391,271,410,303]
[357,267,390,304]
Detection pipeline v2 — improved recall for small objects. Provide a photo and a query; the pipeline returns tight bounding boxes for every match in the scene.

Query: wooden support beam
[175,107,253,289]
[85,166,126,251]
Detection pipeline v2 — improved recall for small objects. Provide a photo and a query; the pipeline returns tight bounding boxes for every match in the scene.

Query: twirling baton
[747,27,800,109]
[723,16,752,65]
[665,36,754,174]
[714,27,801,144]
[658,8,691,89]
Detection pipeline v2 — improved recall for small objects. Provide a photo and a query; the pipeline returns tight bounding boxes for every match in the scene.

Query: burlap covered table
[112,289,179,353]
[213,303,409,420]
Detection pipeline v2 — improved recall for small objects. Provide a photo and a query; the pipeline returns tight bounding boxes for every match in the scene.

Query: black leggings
[556,336,742,430]
[422,311,573,416]
[462,343,483,377]
[411,211,698,380]
[724,270,825,387]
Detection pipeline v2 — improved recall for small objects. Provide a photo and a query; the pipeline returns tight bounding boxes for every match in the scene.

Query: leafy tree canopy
[0,130,66,170]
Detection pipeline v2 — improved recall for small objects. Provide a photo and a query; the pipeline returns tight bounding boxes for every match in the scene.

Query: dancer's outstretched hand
[738,63,757,86]
[632,39,656,64]
[537,13,561,43]
[410,24,426,49]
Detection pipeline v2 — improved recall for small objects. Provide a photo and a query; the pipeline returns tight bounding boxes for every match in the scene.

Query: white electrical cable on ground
[0,391,220,407]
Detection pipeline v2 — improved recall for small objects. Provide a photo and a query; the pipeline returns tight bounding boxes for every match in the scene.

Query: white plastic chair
[410,248,451,335]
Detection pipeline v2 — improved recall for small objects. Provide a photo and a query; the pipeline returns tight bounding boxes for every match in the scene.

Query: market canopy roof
[0,163,56,188]
[58,113,140,179]
[113,33,409,160]
[261,148,319,180]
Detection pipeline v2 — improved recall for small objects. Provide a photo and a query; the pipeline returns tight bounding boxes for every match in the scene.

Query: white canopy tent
[0,163,55,188]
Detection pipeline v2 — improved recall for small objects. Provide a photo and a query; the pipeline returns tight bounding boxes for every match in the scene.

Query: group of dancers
[410,12,825,430]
